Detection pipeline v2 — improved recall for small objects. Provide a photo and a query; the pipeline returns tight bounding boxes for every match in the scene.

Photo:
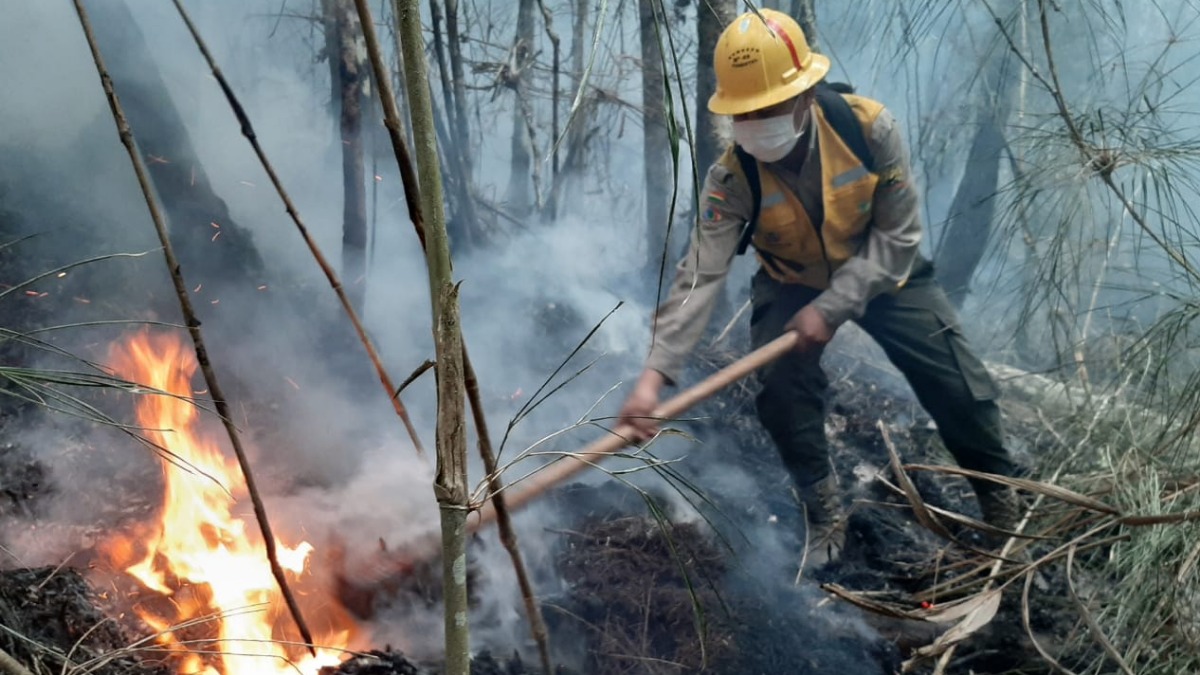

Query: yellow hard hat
[708,9,830,116]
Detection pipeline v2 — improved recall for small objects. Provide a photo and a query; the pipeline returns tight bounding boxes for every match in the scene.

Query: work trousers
[749,259,1016,491]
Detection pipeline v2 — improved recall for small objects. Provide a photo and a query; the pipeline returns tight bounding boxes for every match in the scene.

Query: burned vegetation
[0,312,1088,675]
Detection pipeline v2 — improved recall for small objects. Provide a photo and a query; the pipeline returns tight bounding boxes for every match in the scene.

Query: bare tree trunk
[934,119,1008,307]
[397,1,470,672]
[555,0,592,201]
[505,0,537,215]
[693,0,736,328]
[695,0,735,180]
[324,0,370,313]
[640,0,671,277]
[444,0,472,171]
[535,0,562,218]
[793,0,819,52]
[425,0,482,251]
[934,44,1017,308]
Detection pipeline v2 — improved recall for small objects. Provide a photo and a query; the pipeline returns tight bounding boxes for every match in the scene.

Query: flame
[104,329,355,675]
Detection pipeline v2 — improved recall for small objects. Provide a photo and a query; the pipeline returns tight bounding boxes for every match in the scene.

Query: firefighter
[618,9,1022,566]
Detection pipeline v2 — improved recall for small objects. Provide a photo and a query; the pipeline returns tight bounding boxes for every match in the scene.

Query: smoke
[0,0,664,662]
[16,0,1184,669]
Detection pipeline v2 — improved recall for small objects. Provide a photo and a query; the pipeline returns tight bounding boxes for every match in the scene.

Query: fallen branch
[71,0,315,653]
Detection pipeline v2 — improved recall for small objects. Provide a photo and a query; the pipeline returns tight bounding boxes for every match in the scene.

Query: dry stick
[926,480,1045,674]
[463,350,554,675]
[352,1,555,670]
[71,0,316,654]
[396,358,436,398]
[169,0,427,459]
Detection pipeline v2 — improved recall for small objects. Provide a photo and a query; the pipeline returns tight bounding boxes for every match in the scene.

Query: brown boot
[797,474,846,569]
[974,482,1023,534]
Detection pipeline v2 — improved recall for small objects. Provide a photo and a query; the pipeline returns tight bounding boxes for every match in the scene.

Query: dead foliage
[0,566,167,675]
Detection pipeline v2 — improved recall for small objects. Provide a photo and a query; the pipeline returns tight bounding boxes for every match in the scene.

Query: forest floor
[0,322,1084,675]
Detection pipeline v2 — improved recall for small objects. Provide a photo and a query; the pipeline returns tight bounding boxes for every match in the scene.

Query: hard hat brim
[707,53,832,116]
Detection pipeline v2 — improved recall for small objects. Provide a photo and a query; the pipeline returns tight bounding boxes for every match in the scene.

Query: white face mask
[732,102,810,163]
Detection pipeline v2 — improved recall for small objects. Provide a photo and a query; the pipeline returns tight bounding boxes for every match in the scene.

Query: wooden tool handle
[341,331,798,594]
[467,330,798,532]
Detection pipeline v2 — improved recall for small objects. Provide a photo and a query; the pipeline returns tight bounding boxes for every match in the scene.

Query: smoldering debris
[540,483,904,675]
[320,649,546,675]
[0,566,169,675]
[550,515,732,674]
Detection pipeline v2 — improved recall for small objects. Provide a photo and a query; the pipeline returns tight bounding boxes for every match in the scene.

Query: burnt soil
[0,326,1077,675]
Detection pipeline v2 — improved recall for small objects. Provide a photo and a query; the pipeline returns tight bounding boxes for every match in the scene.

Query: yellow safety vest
[721,94,885,289]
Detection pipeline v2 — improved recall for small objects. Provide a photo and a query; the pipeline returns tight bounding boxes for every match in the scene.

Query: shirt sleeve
[810,107,923,328]
[644,159,750,384]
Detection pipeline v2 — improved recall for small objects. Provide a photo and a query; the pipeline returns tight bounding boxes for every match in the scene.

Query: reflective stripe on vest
[749,102,880,288]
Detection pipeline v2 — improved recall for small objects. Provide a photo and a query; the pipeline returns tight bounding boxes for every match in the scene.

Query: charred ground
[0,305,1081,674]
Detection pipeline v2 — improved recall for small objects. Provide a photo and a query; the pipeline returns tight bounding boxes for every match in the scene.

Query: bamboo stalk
[393,1,471,672]
[434,283,470,675]
[71,0,316,654]
[356,0,555,669]
[168,0,428,459]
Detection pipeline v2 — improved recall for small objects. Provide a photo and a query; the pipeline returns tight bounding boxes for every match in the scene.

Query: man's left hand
[784,305,834,353]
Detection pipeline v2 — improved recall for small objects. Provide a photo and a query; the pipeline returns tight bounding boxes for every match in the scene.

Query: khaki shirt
[645,105,923,383]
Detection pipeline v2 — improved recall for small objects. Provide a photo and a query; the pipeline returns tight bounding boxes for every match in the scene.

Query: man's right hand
[618,369,667,443]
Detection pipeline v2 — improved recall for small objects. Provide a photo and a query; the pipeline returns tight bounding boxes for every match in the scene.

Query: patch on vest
[761,192,786,208]
[703,206,723,221]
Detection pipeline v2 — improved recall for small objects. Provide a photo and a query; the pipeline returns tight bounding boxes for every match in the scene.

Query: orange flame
[105,329,355,675]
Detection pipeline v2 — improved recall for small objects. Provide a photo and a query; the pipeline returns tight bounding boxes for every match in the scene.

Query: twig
[356,2,555,669]
[71,0,316,654]
[394,358,436,398]
[169,0,427,458]
[1021,568,1079,674]
[711,299,751,347]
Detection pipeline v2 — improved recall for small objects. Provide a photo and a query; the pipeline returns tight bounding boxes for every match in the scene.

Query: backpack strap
[733,145,761,256]
[814,82,875,172]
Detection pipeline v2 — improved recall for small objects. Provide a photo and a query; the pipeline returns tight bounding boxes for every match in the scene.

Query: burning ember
[102,329,356,674]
